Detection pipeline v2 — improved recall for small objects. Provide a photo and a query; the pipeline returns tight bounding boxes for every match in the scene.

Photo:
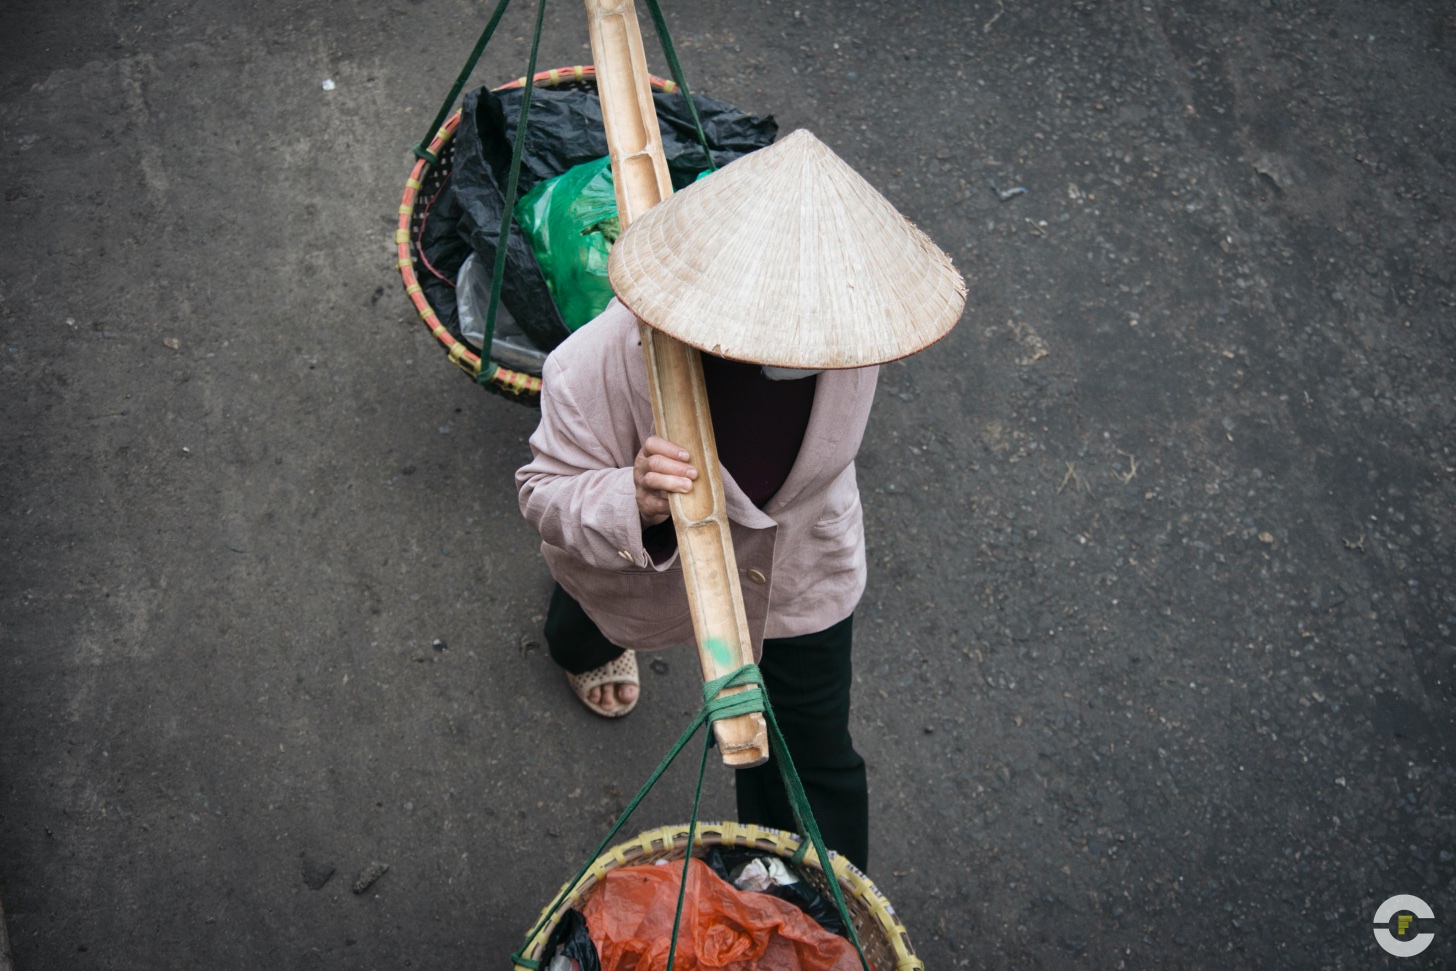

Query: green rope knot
[412,143,441,166]
[700,656,765,723]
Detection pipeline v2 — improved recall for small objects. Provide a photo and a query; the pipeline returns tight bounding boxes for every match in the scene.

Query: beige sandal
[565,650,640,718]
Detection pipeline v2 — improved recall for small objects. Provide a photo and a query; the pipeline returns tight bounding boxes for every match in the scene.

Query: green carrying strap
[412,0,515,165]
[511,654,872,971]
[641,0,718,173]
[474,0,549,386]
[413,0,718,169]
[409,0,541,384]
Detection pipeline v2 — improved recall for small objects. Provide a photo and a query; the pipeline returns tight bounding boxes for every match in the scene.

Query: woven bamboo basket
[396,65,679,405]
[514,820,923,971]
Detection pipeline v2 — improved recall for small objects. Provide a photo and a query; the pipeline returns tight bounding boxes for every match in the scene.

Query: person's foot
[585,680,639,714]
[566,650,640,718]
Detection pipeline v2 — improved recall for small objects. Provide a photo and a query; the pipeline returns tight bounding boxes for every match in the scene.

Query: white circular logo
[1373,894,1435,957]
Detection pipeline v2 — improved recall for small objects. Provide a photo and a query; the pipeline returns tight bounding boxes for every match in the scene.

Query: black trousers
[545,584,869,871]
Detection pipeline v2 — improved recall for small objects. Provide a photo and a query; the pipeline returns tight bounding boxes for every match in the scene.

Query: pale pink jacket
[516,300,879,653]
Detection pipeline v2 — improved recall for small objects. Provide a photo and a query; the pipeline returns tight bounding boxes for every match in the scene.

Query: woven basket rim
[514,820,922,971]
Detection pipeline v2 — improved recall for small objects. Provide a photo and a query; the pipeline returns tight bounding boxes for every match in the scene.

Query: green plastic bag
[512,156,620,332]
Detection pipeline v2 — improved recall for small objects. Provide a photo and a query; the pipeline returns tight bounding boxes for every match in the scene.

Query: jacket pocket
[811,494,862,537]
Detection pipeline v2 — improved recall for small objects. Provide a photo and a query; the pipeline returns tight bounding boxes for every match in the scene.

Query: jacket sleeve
[515,349,657,571]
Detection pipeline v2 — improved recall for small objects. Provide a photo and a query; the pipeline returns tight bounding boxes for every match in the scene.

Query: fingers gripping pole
[585,0,768,768]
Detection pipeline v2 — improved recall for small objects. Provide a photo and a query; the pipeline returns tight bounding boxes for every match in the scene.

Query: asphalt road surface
[2,1,1454,968]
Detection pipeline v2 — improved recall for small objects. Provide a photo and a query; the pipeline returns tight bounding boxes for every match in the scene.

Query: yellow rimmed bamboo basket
[396,65,680,405]
[514,821,923,971]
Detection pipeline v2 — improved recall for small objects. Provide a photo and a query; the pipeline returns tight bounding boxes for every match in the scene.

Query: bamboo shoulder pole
[585,0,768,767]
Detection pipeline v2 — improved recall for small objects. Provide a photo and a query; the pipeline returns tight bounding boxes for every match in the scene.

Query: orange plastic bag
[580,858,862,971]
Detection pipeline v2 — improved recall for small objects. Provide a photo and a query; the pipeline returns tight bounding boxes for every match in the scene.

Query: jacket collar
[622,303,874,529]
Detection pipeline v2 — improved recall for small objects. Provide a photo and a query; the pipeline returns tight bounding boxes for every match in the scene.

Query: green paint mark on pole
[704,637,734,670]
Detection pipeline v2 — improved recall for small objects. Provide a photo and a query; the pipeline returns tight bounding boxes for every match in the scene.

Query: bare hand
[634,435,696,527]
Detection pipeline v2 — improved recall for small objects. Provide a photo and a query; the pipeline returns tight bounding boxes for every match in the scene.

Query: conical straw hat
[607,129,967,368]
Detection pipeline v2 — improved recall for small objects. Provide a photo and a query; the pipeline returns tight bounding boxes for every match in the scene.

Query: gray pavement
[2,1,1454,968]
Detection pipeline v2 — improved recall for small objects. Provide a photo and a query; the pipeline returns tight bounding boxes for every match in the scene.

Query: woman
[516,130,965,871]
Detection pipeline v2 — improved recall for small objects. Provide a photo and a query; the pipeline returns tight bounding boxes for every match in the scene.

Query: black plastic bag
[701,846,849,938]
[416,84,776,358]
[538,908,601,971]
